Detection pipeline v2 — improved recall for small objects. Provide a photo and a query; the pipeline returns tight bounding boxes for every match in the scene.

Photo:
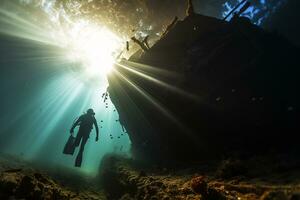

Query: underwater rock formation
[99,155,300,200]
[108,13,300,162]
[0,154,105,200]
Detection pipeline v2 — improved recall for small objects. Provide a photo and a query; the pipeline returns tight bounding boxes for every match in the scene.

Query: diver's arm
[94,119,99,141]
[70,117,81,134]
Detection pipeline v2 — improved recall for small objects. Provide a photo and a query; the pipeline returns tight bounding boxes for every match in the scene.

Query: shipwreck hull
[108,14,300,162]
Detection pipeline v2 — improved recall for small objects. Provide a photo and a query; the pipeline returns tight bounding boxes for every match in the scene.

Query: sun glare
[66,22,122,77]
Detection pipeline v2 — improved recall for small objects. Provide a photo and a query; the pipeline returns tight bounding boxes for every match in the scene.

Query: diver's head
[87,108,95,116]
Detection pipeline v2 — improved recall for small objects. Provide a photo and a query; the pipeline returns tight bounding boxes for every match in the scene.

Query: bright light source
[66,22,122,77]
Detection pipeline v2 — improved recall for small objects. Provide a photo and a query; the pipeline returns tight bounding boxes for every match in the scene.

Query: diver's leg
[75,134,88,167]
[79,135,88,154]
[74,130,83,147]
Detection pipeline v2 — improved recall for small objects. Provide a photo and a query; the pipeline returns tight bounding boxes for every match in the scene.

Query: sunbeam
[0,1,131,175]
[116,62,202,102]
[0,5,55,45]
[65,22,122,77]
[112,67,196,139]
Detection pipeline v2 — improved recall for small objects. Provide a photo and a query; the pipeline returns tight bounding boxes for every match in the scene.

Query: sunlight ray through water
[0,1,131,175]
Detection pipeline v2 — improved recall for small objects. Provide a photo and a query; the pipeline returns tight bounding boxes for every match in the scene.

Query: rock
[16,175,36,197]
[260,191,289,200]
[34,173,51,184]
[0,172,21,194]
[290,193,300,200]
[190,176,207,194]
[4,169,22,173]
[206,187,226,200]
[139,171,147,177]
[162,195,170,200]
[120,193,134,200]
[216,159,247,179]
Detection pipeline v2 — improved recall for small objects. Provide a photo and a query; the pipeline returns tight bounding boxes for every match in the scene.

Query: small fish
[126,41,130,51]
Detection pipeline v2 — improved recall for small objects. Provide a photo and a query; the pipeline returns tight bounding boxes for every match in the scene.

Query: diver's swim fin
[75,153,82,167]
[63,136,76,155]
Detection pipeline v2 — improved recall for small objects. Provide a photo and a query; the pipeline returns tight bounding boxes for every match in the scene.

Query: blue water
[0,2,131,176]
[0,37,131,175]
[222,0,287,25]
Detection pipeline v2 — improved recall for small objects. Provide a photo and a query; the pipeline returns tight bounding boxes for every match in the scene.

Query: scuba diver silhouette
[70,108,99,167]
